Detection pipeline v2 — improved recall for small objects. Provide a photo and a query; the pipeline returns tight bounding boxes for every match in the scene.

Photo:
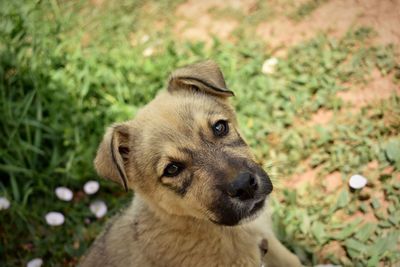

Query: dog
[79,60,302,267]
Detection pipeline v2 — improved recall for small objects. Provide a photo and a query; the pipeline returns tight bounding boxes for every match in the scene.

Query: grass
[289,0,328,21]
[0,0,399,266]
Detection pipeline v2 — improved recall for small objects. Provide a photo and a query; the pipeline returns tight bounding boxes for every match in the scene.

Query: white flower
[349,174,367,189]
[27,258,43,267]
[55,187,73,201]
[84,180,100,195]
[45,212,65,226]
[262,57,278,74]
[0,196,10,210]
[90,200,107,218]
[140,34,150,44]
[142,47,154,57]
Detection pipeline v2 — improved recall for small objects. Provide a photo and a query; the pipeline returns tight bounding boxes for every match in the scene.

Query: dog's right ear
[168,60,234,98]
[94,123,130,191]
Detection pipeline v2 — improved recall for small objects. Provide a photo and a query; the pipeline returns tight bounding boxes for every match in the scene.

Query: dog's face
[95,61,273,226]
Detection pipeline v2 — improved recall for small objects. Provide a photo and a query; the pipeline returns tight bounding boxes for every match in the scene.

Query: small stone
[27,258,43,267]
[55,187,73,201]
[349,174,367,189]
[90,200,107,218]
[45,212,65,226]
[84,180,100,195]
[0,196,10,210]
[262,57,278,74]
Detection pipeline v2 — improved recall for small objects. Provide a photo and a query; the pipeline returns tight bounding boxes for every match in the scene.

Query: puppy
[79,60,302,267]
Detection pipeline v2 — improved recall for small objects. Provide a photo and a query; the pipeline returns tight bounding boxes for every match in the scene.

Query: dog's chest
[135,220,264,267]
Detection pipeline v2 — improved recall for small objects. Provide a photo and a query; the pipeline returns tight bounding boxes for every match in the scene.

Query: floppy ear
[94,123,130,191]
[168,60,234,97]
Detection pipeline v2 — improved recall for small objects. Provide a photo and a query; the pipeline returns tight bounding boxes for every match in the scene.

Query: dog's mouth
[208,167,273,226]
[250,198,265,214]
[210,190,270,226]
[237,194,268,220]
[209,196,267,226]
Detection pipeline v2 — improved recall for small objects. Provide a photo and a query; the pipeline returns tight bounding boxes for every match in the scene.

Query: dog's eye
[212,120,229,137]
[163,163,184,177]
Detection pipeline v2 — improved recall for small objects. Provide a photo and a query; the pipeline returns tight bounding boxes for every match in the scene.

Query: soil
[337,69,400,108]
[175,0,400,52]
[174,0,256,43]
[256,0,400,50]
[309,109,334,126]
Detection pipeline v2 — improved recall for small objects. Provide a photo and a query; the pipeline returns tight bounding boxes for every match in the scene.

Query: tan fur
[80,61,302,267]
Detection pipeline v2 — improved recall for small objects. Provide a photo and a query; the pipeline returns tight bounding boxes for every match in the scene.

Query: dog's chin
[239,198,267,224]
[210,197,267,227]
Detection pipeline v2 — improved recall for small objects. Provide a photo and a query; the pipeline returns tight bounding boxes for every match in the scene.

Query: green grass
[289,0,327,21]
[1,1,399,266]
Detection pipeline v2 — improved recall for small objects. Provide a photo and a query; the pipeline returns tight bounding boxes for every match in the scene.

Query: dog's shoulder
[79,201,152,267]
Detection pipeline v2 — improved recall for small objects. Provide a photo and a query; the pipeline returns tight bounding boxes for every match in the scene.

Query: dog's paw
[259,238,268,257]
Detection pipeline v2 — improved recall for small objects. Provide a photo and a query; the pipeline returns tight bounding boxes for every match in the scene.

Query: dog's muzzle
[211,168,273,226]
[227,172,271,201]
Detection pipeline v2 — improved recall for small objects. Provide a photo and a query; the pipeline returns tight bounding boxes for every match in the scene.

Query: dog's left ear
[94,123,130,192]
[168,60,234,98]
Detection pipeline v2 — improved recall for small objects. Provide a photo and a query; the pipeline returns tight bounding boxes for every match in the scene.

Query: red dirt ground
[256,0,400,50]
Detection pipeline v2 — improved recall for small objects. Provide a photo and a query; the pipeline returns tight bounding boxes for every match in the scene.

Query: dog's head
[95,61,273,226]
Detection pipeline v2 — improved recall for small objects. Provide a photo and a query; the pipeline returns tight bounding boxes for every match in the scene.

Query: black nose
[227,172,258,201]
